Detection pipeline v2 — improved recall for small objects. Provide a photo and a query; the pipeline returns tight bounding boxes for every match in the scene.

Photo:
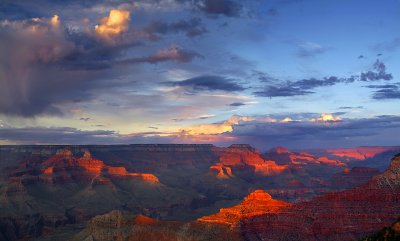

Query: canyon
[0,144,399,240]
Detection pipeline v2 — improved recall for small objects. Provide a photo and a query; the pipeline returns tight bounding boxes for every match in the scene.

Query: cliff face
[330,167,380,189]
[215,145,287,176]
[240,154,400,241]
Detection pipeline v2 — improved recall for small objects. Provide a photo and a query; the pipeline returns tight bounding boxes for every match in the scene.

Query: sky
[0,0,399,150]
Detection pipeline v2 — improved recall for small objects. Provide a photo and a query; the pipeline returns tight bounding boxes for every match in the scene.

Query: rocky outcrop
[198,190,291,226]
[209,164,234,179]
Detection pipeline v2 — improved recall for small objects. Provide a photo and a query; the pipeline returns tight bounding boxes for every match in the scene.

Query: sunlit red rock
[198,190,291,226]
[264,147,346,167]
[209,164,234,179]
[10,149,160,185]
[216,144,287,176]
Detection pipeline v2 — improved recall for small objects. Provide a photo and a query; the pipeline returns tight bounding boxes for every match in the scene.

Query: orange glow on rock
[198,190,291,226]
[43,167,53,174]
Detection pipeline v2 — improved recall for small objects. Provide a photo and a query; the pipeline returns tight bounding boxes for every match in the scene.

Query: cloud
[254,60,393,98]
[0,126,118,144]
[0,16,87,116]
[177,0,243,17]
[172,114,215,121]
[0,11,203,117]
[164,75,246,92]
[339,106,363,110]
[119,44,202,64]
[144,18,207,38]
[223,115,400,149]
[253,85,314,97]
[178,115,253,135]
[365,83,400,100]
[296,41,330,58]
[310,113,342,123]
[3,114,400,149]
[197,0,243,17]
[359,60,393,81]
[229,102,246,107]
[94,9,131,41]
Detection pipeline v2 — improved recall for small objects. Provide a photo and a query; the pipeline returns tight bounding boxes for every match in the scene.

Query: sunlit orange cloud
[258,117,278,123]
[179,115,254,135]
[179,134,237,143]
[22,15,61,34]
[281,117,294,123]
[310,113,342,122]
[50,15,60,27]
[95,9,130,40]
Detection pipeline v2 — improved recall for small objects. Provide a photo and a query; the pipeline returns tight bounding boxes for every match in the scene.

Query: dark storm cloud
[226,115,400,149]
[254,60,393,97]
[164,75,246,92]
[365,83,400,100]
[0,19,97,117]
[0,16,200,117]
[144,18,207,38]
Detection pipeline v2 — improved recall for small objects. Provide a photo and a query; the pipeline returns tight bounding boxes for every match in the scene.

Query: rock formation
[240,154,400,241]
[198,190,291,226]
[9,149,159,185]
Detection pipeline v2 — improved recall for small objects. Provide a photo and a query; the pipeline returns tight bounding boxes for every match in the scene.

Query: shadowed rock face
[360,217,400,241]
[330,167,380,189]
